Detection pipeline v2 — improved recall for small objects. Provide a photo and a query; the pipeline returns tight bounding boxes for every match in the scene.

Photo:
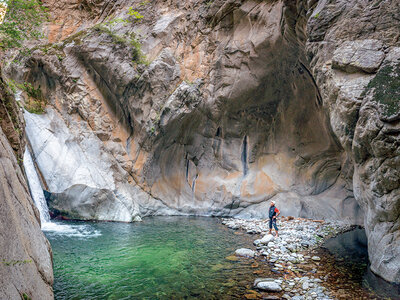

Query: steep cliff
[9,0,359,222]
[5,0,399,283]
[0,73,53,299]
[305,0,400,284]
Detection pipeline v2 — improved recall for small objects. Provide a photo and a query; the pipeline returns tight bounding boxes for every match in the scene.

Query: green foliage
[24,98,45,114]
[94,23,127,44]
[61,29,88,46]
[0,0,48,50]
[184,79,194,86]
[7,79,17,93]
[128,7,144,20]
[7,80,45,114]
[101,17,129,35]
[21,81,42,100]
[22,293,32,300]
[128,33,148,65]
[94,22,148,65]
[0,259,32,266]
[314,12,320,18]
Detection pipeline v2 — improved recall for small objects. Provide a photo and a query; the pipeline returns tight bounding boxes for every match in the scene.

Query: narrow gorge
[1,0,399,298]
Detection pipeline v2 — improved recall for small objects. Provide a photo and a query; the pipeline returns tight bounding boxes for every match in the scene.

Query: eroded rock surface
[0,74,53,299]
[9,0,359,222]
[5,0,399,283]
[306,0,400,283]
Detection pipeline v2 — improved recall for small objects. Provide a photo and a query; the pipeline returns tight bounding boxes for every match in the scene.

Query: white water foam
[24,146,101,237]
[42,222,102,238]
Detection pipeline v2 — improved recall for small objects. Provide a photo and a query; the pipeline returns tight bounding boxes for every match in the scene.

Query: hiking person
[268,201,280,237]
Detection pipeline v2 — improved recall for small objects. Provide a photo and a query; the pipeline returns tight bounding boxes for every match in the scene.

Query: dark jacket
[269,205,279,219]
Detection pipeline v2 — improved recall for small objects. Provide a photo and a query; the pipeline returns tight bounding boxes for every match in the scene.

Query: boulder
[254,279,282,292]
[235,248,256,258]
[260,234,274,244]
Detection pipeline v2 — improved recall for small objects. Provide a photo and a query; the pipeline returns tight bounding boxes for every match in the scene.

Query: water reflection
[323,227,400,299]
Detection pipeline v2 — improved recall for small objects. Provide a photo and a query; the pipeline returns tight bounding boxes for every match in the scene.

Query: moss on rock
[366,62,400,120]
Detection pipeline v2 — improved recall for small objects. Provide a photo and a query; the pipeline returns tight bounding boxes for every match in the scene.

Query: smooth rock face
[255,280,282,292]
[0,78,53,299]
[13,0,361,223]
[6,0,400,283]
[235,248,256,258]
[24,109,178,221]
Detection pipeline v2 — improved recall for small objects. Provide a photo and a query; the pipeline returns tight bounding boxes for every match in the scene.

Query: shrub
[0,0,48,50]
[6,80,45,114]
[128,7,144,21]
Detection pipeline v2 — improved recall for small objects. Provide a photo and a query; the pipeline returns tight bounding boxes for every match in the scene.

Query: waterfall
[23,147,51,225]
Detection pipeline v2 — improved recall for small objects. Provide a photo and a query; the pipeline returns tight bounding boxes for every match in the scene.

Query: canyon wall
[0,74,53,299]
[305,0,400,284]
[4,0,399,283]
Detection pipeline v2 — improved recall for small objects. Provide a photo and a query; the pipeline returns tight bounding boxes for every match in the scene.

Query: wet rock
[235,248,256,258]
[223,218,345,298]
[254,279,282,292]
[311,256,321,261]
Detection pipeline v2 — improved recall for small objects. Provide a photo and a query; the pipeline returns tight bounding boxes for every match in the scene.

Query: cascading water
[23,147,51,225]
[23,110,100,236]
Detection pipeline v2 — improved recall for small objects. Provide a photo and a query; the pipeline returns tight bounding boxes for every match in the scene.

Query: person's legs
[268,218,272,234]
[273,219,279,237]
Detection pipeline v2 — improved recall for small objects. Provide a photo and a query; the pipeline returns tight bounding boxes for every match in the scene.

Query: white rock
[260,234,274,244]
[256,281,282,292]
[235,248,256,258]
[312,256,321,261]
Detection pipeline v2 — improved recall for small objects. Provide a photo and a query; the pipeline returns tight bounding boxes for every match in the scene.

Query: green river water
[44,217,258,299]
[44,217,400,299]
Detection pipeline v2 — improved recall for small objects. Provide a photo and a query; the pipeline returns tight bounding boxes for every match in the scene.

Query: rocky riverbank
[222,217,385,300]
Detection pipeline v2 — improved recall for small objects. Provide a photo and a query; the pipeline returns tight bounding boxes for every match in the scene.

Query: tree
[0,0,47,50]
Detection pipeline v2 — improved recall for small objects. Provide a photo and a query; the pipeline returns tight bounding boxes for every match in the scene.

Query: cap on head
[270,201,275,205]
